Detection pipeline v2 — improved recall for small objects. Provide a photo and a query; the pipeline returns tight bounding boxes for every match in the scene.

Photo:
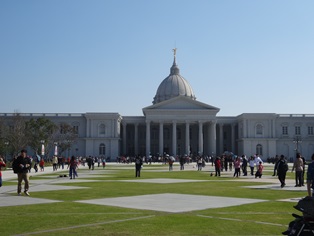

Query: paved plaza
[0,163,307,211]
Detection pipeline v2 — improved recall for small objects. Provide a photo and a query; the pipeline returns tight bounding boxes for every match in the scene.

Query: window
[72,122,80,135]
[99,124,106,135]
[256,144,263,156]
[256,124,263,135]
[308,126,314,135]
[282,126,288,135]
[295,126,301,135]
[72,126,79,134]
[99,143,105,155]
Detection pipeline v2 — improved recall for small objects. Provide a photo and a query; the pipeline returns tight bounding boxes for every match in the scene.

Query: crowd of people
[1,149,314,199]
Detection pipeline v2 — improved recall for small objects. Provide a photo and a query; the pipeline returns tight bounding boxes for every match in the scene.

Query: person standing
[306,153,314,197]
[135,156,143,177]
[214,157,221,177]
[292,153,304,187]
[0,156,6,187]
[15,150,31,196]
[241,155,248,176]
[179,156,185,170]
[233,157,241,177]
[197,156,203,171]
[52,155,58,171]
[301,155,306,186]
[277,155,289,188]
[249,156,255,176]
[39,158,45,171]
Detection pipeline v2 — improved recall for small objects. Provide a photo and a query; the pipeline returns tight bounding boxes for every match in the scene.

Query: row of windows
[282,126,314,135]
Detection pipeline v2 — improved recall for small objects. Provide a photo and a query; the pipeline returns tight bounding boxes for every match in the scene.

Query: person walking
[68,156,78,179]
[277,155,289,188]
[241,155,248,176]
[0,156,6,187]
[292,153,304,187]
[15,149,31,196]
[135,156,143,177]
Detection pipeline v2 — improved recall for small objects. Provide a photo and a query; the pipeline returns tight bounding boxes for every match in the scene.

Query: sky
[1,0,314,117]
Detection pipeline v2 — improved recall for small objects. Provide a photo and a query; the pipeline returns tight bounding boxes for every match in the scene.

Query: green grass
[1,164,304,235]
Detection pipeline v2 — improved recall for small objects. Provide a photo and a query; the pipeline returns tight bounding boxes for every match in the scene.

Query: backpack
[278,160,288,172]
[12,158,19,173]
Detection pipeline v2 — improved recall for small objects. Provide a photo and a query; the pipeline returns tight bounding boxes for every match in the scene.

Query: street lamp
[293,136,302,157]
[54,142,58,156]
[4,141,9,162]
[41,140,45,161]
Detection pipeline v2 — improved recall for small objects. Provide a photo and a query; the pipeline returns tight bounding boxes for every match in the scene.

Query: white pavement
[0,162,307,212]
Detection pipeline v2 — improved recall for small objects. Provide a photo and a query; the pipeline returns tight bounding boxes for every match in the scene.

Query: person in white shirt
[255,155,263,169]
[249,156,255,176]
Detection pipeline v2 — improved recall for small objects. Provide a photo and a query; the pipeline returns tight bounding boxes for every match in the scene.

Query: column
[185,122,190,155]
[231,124,235,152]
[134,123,139,155]
[198,121,203,155]
[172,121,177,156]
[122,122,127,155]
[146,121,151,157]
[159,122,164,156]
[209,121,217,156]
[219,123,224,154]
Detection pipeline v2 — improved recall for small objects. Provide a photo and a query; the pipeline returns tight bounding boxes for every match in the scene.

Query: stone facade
[1,55,314,160]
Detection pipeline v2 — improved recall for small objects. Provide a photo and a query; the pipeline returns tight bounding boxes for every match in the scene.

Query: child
[255,161,264,178]
[0,157,6,187]
[39,158,45,171]
[102,158,106,169]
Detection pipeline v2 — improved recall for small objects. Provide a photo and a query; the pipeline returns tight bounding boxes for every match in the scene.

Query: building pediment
[143,96,220,118]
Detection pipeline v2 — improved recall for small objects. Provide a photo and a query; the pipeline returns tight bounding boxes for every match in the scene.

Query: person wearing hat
[15,149,31,196]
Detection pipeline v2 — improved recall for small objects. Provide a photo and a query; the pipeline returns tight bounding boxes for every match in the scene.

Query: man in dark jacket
[15,149,31,196]
[135,156,143,177]
[277,154,288,188]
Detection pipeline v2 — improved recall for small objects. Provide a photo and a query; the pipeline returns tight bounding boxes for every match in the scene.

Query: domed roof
[153,51,196,104]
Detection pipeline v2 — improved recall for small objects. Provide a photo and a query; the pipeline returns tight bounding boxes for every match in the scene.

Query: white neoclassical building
[2,53,314,160]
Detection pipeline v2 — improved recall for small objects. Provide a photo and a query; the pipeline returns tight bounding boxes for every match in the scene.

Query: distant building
[1,53,313,160]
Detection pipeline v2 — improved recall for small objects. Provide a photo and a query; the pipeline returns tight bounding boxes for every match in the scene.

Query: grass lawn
[1,163,305,235]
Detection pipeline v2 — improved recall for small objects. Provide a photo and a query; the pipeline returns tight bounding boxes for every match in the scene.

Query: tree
[26,117,58,157]
[54,123,77,157]
[6,113,28,157]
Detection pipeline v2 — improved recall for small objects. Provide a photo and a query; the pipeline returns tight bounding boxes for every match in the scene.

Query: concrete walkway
[0,162,307,213]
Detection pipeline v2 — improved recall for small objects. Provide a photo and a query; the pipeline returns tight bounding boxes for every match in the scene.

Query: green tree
[54,122,77,156]
[6,113,28,156]
[26,117,58,157]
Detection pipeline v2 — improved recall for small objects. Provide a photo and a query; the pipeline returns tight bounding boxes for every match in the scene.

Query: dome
[153,53,196,104]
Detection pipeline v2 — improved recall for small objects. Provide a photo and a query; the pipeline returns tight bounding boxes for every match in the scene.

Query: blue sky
[1,0,313,116]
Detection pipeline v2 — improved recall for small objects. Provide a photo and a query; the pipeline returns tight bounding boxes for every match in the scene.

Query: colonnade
[122,120,218,157]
